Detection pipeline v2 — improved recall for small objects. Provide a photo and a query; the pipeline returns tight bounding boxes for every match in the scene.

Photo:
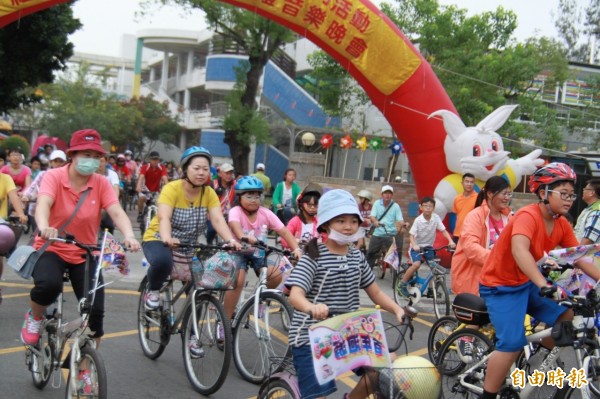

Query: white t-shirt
[282,186,293,208]
[105,169,120,187]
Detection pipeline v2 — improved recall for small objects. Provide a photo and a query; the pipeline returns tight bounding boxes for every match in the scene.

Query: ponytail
[305,237,320,260]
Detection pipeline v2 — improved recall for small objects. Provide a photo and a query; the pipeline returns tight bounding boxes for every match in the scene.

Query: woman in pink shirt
[223,175,301,319]
[1,148,32,193]
[20,129,141,382]
[280,183,325,250]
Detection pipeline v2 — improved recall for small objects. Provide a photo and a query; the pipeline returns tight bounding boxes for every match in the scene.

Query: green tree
[148,0,295,174]
[0,135,30,159]
[555,0,600,62]
[0,3,81,113]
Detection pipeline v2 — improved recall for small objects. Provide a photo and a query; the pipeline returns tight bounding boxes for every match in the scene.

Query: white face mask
[327,229,364,245]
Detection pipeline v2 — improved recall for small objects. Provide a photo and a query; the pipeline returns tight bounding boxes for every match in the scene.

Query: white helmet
[357,189,373,201]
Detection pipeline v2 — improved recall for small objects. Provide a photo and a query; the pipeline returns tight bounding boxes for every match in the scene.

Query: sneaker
[457,336,474,363]
[144,290,160,310]
[21,309,42,345]
[398,282,410,297]
[216,322,224,343]
[78,369,94,395]
[188,335,205,359]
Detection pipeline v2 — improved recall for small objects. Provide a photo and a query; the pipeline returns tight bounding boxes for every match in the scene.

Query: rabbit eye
[491,140,500,152]
[473,144,482,157]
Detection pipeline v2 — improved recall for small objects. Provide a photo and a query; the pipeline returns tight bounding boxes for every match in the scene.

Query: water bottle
[191,256,202,286]
[141,257,149,269]
[254,225,268,259]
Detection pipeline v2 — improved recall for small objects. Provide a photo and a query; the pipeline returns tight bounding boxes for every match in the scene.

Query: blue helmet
[235,176,264,194]
[181,146,212,170]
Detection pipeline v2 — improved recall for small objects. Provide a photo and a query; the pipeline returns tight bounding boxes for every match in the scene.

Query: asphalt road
[0,214,442,399]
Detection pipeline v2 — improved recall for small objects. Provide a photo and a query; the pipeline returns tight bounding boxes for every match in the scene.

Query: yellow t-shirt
[0,173,17,219]
[143,180,220,243]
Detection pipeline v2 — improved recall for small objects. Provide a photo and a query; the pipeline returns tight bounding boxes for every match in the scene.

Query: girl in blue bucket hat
[285,189,406,399]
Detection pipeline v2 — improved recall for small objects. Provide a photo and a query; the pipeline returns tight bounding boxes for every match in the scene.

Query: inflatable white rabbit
[429,105,544,218]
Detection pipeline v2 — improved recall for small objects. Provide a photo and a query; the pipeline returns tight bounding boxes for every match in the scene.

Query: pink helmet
[0,224,16,255]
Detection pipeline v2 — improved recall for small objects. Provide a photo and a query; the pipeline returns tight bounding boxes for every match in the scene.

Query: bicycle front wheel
[182,293,232,395]
[258,378,297,399]
[65,344,107,399]
[432,279,450,318]
[137,277,167,359]
[233,291,293,384]
[427,315,459,364]
[392,265,411,307]
[30,328,54,389]
[372,251,386,279]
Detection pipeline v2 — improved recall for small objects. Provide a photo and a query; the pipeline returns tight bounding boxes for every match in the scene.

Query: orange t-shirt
[452,191,478,237]
[480,204,578,288]
[34,165,119,264]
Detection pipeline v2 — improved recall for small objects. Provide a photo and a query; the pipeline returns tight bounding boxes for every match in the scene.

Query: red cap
[67,129,105,155]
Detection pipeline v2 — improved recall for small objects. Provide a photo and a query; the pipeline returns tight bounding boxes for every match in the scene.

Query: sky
[69,0,563,58]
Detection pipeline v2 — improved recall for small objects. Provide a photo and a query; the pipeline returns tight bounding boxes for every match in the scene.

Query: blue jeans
[142,241,174,291]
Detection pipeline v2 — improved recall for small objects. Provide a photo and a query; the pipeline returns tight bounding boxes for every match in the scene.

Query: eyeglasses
[548,190,577,201]
[421,204,434,209]
[497,191,513,198]
[242,194,261,201]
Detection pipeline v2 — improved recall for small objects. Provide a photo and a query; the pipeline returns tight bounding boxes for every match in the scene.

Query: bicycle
[24,233,115,398]
[393,245,453,318]
[230,239,295,384]
[370,225,399,280]
[257,306,419,399]
[137,241,235,395]
[139,191,158,237]
[436,243,600,399]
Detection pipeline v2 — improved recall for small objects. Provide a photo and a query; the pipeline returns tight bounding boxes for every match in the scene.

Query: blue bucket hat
[317,189,363,232]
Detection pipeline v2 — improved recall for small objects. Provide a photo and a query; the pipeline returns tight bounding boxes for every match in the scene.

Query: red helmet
[528,162,576,194]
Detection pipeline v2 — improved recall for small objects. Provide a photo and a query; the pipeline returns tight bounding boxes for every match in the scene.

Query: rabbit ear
[476,105,519,132]
[429,110,466,141]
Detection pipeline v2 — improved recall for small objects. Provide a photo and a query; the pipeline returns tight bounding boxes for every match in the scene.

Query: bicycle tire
[392,265,411,307]
[30,328,54,389]
[436,329,494,399]
[432,279,450,318]
[182,293,232,395]
[427,315,459,364]
[137,277,167,359]
[233,291,293,384]
[64,344,107,399]
[258,378,297,399]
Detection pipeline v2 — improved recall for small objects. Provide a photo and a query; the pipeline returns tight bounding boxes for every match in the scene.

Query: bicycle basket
[367,356,441,399]
[193,250,238,290]
[171,250,192,282]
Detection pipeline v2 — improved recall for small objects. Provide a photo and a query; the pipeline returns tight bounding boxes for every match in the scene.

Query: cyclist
[136,150,168,222]
[272,168,301,225]
[286,189,405,399]
[478,162,600,399]
[21,129,140,355]
[97,153,121,234]
[1,147,32,194]
[398,196,455,297]
[223,176,302,319]
[451,176,511,296]
[280,183,324,249]
[366,185,408,269]
[206,162,236,244]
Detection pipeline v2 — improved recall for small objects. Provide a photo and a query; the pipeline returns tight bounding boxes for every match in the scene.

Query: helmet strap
[184,174,203,189]
[542,186,561,220]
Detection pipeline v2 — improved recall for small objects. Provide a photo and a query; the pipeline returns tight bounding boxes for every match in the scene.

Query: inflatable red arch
[0,0,454,197]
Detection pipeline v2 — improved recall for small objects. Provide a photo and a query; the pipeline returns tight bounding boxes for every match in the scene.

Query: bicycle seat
[452,293,490,326]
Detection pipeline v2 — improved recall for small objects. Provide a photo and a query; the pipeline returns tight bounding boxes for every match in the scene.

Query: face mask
[76,157,100,175]
[327,229,364,245]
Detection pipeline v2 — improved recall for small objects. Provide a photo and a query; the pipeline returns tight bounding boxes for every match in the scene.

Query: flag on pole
[384,237,400,270]
[101,232,130,275]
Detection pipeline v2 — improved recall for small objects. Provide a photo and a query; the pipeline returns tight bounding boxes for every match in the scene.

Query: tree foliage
[0,3,81,113]
[147,0,295,174]
[31,64,180,152]
[0,135,31,159]
[555,0,600,62]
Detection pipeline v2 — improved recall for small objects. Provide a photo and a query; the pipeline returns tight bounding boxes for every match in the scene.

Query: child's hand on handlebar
[309,303,329,321]
[292,247,302,259]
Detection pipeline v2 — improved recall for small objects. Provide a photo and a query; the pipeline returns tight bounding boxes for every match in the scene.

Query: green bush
[0,135,30,159]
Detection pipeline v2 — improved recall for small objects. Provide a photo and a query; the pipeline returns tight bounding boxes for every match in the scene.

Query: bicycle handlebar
[239,237,293,257]
[171,241,237,251]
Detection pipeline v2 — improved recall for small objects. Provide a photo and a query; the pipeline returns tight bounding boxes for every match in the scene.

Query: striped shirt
[286,244,375,347]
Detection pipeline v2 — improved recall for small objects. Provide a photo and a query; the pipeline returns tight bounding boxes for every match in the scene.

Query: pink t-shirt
[1,164,31,192]
[228,206,283,239]
[34,165,119,264]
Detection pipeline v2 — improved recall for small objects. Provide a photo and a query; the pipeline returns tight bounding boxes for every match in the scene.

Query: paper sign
[308,308,391,384]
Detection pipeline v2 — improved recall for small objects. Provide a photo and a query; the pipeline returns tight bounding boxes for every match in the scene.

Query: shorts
[409,248,434,263]
[231,252,266,274]
[292,345,337,399]
[480,281,567,352]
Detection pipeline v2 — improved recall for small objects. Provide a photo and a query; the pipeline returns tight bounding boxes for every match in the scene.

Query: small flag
[384,237,400,270]
[101,232,130,276]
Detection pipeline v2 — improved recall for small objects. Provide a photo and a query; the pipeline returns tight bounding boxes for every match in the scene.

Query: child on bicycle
[478,163,600,399]
[286,189,405,399]
[398,196,455,297]
[223,176,302,319]
[280,183,325,250]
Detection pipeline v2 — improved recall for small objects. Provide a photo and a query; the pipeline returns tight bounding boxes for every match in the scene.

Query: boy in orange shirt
[478,163,600,399]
